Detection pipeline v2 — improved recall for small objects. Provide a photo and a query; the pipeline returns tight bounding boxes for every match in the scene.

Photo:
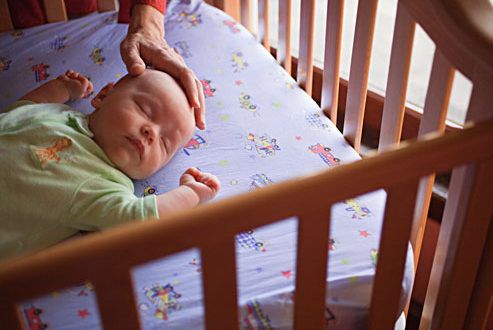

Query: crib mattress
[0,1,413,329]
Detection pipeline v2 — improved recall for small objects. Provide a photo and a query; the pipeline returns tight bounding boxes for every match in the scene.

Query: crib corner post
[0,0,13,32]
[97,0,118,12]
[205,0,241,22]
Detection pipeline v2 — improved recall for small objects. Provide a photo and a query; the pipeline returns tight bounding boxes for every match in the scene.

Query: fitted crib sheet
[0,1,413,329]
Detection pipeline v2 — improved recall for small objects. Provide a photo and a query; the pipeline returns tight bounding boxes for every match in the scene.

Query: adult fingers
[171,47,186,66]
[194,78,206,130]
[178,67,201,110]
[120,38,146,76]
[149,48,200,109]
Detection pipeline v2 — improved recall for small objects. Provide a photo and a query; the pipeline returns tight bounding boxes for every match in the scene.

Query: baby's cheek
[108,145,132,169]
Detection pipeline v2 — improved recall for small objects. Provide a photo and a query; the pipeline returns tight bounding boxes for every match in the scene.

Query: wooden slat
[296,0,316,96]
[277,0,292,74]
[420,61,493,330]
[400,0,493,82]
[240,0,251,31]
[97,0,117,12]
[368,179,419,329]
[420,158,493,329]
[207,0,241,21]
[1,304,23,330]
[258,0,270,49]
[463,72,493,329]
[201,237,238,329]
[417,51,454,137]
[343,0,379,152]
[42,0,67,23]
[464,217,493,329]
[293,208,331,330]
[0,0,13,32]
[94,270,141,330]
[378,3,416,150]
[465,67,493,123]
[410,49,454,265]
[321,0,344,124]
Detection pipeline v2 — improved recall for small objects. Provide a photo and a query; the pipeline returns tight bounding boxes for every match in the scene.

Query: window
[250,0,472,126]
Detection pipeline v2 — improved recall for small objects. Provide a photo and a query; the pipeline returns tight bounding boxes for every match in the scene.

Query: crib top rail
[0,0,118,32]
[402,0,493,80]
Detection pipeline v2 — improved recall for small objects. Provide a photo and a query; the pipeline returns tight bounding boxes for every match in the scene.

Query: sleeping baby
[0,69,220,260]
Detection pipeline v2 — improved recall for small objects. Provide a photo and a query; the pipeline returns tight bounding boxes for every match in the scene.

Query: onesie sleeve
[67,175,159,231]
[0,100,37,132]
[1,100,35,113]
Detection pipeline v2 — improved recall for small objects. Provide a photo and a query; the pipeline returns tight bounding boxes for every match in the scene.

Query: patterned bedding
[0,1,413,328]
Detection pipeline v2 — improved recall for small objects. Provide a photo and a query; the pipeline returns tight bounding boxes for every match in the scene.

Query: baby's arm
[21,70,93,104]
[156,167,221,216]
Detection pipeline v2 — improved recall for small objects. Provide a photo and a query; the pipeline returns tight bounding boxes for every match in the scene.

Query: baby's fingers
[83,80,94,98]
[199,173,221,192]
[72,74,92,98]
[65,69,75,78]
[180,167,201,184]
[184,167,201,178]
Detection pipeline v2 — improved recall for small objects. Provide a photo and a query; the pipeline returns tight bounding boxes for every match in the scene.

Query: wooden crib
[1,0,492,329]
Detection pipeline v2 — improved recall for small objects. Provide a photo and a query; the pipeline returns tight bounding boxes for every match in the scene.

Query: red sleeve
[8,0,46,29]
[64,0,97,18]
[8,0,165,28]
[10,0,99,28]
[118,0,166,23]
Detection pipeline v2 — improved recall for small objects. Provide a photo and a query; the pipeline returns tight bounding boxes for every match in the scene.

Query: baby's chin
[120,161,170,180]
[108,156,152,180]
[119,166,157,180]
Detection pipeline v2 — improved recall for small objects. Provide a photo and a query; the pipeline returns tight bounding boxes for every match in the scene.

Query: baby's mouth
[126,137,144,159]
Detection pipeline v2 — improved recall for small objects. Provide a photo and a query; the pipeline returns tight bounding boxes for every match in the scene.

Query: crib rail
[320,0,343,124]
[0,0,12,32]
[1,117,492,329]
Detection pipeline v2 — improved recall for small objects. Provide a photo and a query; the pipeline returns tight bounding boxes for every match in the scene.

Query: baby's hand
[179,167,221,204]
[57,70,93,100]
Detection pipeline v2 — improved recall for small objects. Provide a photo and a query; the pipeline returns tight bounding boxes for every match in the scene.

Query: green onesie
[0,101,158,260]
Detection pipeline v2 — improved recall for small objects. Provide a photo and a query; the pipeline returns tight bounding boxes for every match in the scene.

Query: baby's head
[88,69,195,179]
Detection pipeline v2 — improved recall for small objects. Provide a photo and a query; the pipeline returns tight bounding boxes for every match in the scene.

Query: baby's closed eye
[136,102,150,118]
[160,136,167,150]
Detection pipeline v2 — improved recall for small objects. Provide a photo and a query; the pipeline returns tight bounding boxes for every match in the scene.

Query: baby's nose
[141,125,157,144]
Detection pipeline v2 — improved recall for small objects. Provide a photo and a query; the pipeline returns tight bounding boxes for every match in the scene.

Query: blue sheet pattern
[0,1,413,329]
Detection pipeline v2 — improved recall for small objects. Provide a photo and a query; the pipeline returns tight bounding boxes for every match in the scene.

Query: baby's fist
[57,70,93,100]
[179,167,220,204]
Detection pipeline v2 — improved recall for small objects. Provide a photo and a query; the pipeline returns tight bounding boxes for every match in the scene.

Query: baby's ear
[91,82,114,108]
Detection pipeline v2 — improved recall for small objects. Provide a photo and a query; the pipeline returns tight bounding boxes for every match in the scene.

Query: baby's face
[89,70,195,179]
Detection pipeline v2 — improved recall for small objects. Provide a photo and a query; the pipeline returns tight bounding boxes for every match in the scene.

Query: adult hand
[120,5,206,129]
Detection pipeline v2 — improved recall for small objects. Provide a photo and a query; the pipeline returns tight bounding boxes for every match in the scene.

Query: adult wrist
[129,4,165,38]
